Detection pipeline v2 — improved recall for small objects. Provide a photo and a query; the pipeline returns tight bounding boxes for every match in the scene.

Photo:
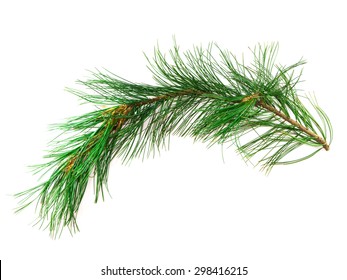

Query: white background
[0,0,346,279]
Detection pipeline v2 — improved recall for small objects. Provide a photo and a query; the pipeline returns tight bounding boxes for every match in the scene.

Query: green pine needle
[15,42,333,237]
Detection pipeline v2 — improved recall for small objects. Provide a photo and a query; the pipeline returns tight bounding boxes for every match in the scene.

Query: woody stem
[256,100,329,151]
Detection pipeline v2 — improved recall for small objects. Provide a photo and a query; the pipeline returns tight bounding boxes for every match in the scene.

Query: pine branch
[15,42,333,237]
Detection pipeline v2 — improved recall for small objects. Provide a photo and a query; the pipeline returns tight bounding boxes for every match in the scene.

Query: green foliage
[15,42,332,237]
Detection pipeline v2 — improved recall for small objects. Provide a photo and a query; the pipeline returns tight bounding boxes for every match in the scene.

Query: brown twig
[256,100,329,151]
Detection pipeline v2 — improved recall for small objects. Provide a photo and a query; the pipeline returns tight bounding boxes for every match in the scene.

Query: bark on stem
[256,100,330,151]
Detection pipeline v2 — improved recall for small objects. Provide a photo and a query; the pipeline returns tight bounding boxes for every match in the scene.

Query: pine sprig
[16,42,332,237]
